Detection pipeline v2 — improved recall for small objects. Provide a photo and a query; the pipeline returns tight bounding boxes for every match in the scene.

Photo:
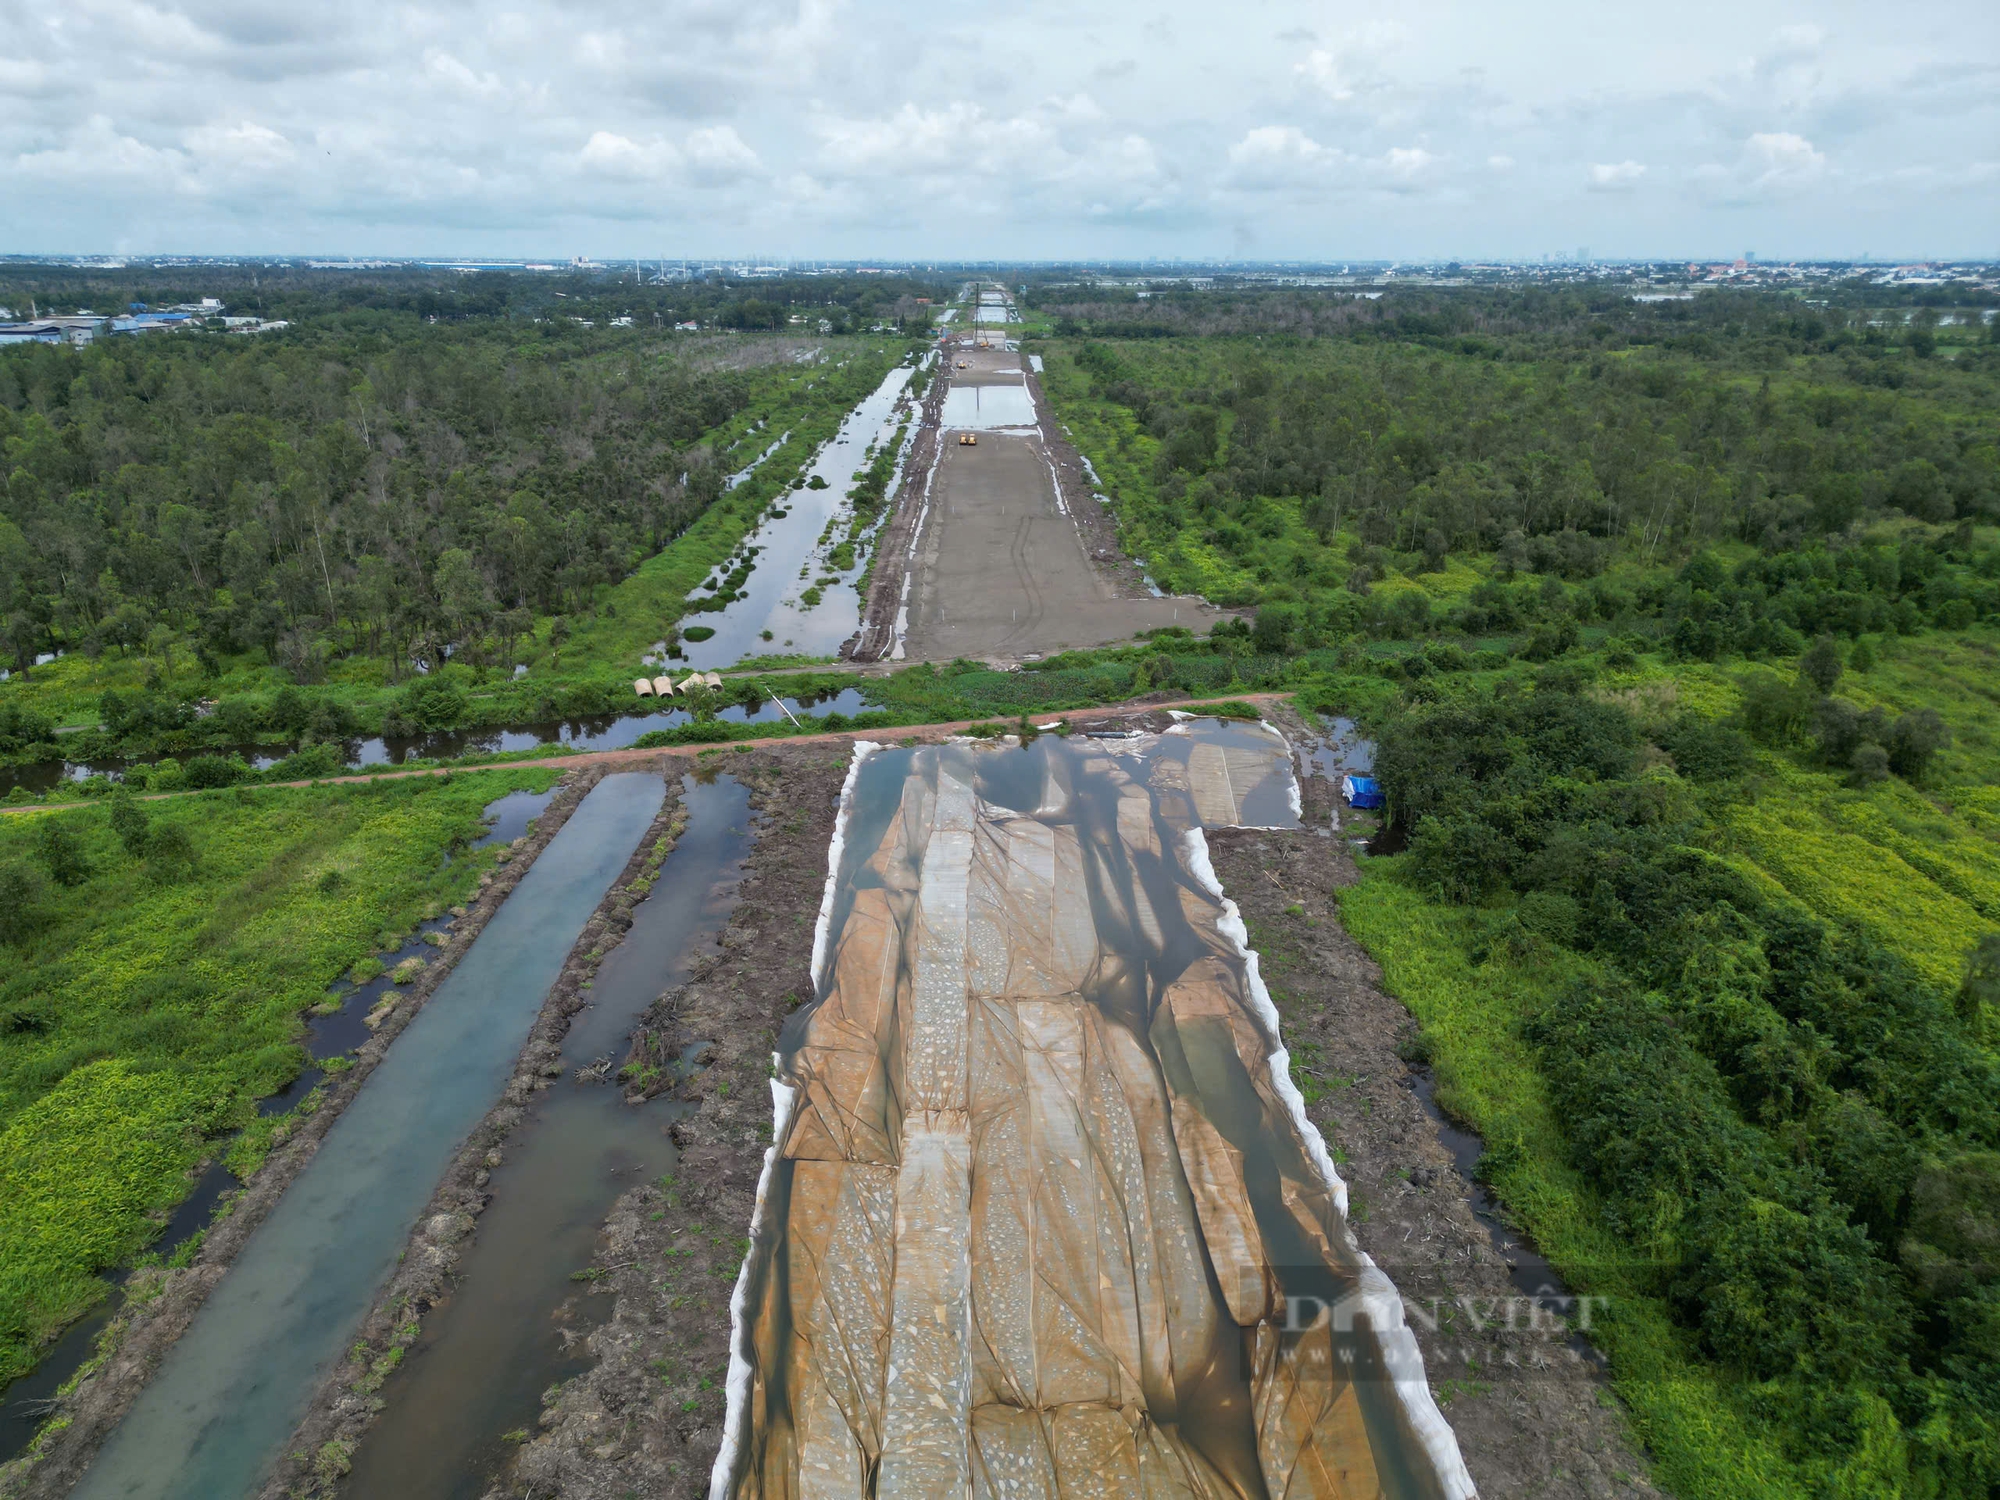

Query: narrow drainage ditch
[66,773,667,1500]
[0,785,558,1466]
[1405,1071,1608,1371]
[342,773,752,1499]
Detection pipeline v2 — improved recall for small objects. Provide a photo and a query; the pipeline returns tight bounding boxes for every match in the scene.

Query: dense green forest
[0,308,910,751]
[1037,292,1999,615]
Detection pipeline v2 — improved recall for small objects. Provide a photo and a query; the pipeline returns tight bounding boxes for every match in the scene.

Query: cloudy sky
[4,0,1995,260]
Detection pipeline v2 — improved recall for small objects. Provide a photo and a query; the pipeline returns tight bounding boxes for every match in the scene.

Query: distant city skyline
[4,0,1994,260]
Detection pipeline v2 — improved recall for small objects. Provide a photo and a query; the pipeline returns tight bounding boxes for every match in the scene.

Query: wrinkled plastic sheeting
[731,735,1474,1500]
[1185,740,1291,830]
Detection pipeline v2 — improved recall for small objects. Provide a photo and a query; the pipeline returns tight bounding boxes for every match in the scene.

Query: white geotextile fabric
[711,744,877,1500]
[1183,828,1479,1500]
[723,737,1478,1500]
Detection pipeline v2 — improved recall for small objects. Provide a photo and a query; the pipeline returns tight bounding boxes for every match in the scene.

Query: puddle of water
[67,774,668,1500]
[343,776,753,1500]
[1166,716,1302,829]
[735,724,1467,1498]
[1299,715,1403,853]
[474,787,557,848]
[0,783,557,1465]
[1312,716,1376,777]
[725,430,789,490]
[939,382,1037,429]
[670,366,918,669]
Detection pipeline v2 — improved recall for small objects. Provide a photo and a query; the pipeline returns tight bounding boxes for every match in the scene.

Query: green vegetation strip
[1335,640,2000,1499]
[0,769,558,1383]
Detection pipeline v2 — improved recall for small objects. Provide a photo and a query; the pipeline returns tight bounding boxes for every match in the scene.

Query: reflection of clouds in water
[939,382,1038,429]
[724,725,1473,1499]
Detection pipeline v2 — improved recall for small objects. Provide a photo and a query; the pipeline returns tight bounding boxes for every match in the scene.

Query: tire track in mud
[999,508,1047,652]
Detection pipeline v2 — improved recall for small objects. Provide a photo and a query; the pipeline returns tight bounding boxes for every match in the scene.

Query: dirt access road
[881,300,1199,661]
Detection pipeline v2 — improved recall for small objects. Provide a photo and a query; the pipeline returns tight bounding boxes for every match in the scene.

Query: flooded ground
[65,774,667,1500]
[669,365,920,668]
[724,722,1472,1498]
[342,775,753,1499]
[939,381,1037,430]
[0,691,873,798]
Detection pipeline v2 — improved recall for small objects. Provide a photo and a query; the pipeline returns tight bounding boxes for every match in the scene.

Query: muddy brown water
[64,773,667,1500]
[342,774,753,1499]
[737,723,1464,1498]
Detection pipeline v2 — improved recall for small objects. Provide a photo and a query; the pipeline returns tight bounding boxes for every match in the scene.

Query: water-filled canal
[0,690,874,799]
[342,774,752,1499]
[67,773,667,1500]
[669,364,920,669]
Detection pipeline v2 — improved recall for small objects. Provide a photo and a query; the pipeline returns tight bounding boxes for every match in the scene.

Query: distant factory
[0,297,290,346]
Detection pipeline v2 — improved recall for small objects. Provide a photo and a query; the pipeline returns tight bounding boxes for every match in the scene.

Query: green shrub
[1662,715,1753,781]
[183,753,249,789]
[402,678,469,731]
[34,818,90,887]
[269,743,346,781]
[0,862,46,945]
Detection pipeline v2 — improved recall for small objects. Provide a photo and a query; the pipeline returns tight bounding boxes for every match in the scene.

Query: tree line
[1045,296,1998,620]
[0,323,779,685]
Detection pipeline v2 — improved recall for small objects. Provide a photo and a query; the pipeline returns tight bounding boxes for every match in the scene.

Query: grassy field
[1339,877,1818,1499]
[0,769,559,1383]
[1335,630,2000,1499]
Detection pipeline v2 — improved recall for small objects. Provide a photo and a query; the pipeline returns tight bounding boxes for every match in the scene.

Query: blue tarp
[1341,774,1385,809]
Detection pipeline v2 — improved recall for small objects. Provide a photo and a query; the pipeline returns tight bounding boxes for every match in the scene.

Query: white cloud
[684,125,761,179]
[805,98,1171,220]
[1694,130,1828,205]
[423,50,505,98]
[0,0,1989,256]
[1222,129,1443,196]
[13,116,192,187]
[577,123,761,186]
[1296,50,1355,102]
[1230,125,1337,167]
[1292,22,1410,102]
[185,121,295,171]
[580,131,681,179]
[1746,130,1825,184]
[1224,125,1344,189]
